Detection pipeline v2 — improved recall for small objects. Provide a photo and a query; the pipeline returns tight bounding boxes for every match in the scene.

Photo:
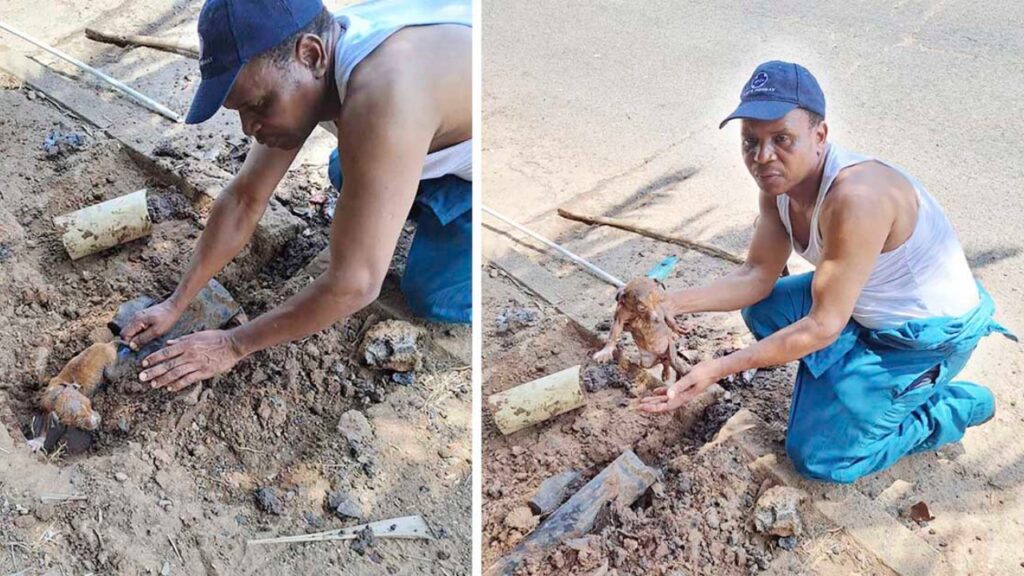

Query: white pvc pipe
[0,21,184,123]
[53,188,152,260]
[482,205,625,288]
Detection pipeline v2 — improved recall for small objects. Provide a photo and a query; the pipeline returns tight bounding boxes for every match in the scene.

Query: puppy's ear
[615,287,625,303]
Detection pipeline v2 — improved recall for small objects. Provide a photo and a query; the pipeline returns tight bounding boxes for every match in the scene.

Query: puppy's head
[39,384,101,431]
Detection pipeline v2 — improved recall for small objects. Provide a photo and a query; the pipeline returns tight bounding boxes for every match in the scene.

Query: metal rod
[483,205,625,288]
[0,21,183,123]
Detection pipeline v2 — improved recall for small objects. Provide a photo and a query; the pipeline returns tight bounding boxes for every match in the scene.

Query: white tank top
[777,143,978,329]
[318,0,472,181]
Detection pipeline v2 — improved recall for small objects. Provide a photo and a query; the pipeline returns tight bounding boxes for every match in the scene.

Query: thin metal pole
[0,21,184,123]
[483,205,625,288]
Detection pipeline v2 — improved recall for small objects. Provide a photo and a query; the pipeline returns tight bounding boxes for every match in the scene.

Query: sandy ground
[0,1,472,571]
[483,1,1024,575]
[481,261,899,576]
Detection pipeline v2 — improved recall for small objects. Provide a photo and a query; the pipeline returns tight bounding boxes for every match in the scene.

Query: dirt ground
[0,75,471,575]
[481,263,895,576]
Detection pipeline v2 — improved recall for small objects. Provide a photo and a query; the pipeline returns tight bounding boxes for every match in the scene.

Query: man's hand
[139,330,244,392]
[121,299,184,351]
[638,361,718,414]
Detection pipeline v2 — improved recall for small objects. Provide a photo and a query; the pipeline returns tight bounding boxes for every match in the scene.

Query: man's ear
[296,34,328,78]
[816,121,829,151]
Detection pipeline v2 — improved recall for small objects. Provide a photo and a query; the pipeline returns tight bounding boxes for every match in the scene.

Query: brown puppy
[593,278,690,383]
[34,342,119,436]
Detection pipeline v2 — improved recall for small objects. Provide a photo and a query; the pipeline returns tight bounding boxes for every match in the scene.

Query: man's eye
[775,134,791,145]
[743,138,757,149]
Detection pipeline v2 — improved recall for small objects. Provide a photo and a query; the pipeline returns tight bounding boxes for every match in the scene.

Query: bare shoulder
[824,161,905,220]
[345,24,469,107]
[340,24,470,141]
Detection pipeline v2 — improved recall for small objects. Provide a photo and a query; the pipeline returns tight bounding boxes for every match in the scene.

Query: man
[119,0,472,392]
[637,61,1014,483]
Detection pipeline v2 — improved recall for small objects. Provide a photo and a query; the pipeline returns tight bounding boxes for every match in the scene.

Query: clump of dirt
[0,83,470,576]
[481,264,874,575]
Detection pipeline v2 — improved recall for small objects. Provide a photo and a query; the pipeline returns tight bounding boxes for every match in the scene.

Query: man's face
[223,51,323,150]
[740,109,827,196]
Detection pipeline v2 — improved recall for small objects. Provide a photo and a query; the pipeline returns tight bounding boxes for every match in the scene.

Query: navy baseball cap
[186,0,325,124]
[719,61,826,129]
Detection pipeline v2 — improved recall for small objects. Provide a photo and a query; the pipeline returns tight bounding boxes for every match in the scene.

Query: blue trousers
[329,149,471,324]
[742,273,1010,483]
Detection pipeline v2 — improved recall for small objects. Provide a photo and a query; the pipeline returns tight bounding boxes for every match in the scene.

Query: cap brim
[185,65,242,125]
[719,100,798,129]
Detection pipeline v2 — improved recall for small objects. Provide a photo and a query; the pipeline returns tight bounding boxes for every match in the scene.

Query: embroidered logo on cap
[751,71,769,89]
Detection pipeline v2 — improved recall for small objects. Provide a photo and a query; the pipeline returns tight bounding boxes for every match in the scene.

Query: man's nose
[240,112,262,138]
[753,141,775,164]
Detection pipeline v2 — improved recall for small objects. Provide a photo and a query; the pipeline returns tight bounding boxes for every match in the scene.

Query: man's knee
[785,430,867,484]
[742,273,814,340]
[401,210,472,324]
[741,297,778,341]
[401,275,471,324]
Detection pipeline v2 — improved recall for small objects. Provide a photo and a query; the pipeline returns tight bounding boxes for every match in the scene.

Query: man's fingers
[130,324,168,351]
[150,363,199,389]
[139,357,186,382]
[167,370,205,392]
[638,400,672,414]
[120,319,144,341]
[142,345,185,369]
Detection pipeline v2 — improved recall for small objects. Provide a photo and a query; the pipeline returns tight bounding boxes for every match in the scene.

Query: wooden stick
[485,449,658,576]
[557,207,746,265]
[84,28,199,60]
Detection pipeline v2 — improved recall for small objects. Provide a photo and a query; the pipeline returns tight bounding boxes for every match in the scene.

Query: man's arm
[665,191,792,315]
[641,180,895,412]
[173,143,300,307]
[229,81,435,357]
[123,143,299,347]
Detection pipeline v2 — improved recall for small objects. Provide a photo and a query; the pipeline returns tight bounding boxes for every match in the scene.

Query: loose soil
[481,263,891,576]
[0,76,471,576]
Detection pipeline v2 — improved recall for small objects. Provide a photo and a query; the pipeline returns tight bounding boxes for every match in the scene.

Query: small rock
[114,472,128,483]
[13,515,36,530]
[152,448,172,468]
[325,491,364,521]
[338,409,374,451]
[33,504,55,521]
[778,536,798,550]
[351,525,375,556]
[495,306,539,334]
[358,320,423,372]
[257,396,288,429]
[909,501,935,523]
[161,560,171,576]
[391,371,415,386]
[254,487,284,515]
[754,486,807,537]
[706,507,721,530]
[437,549,451,561]
[504,506,538,532]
